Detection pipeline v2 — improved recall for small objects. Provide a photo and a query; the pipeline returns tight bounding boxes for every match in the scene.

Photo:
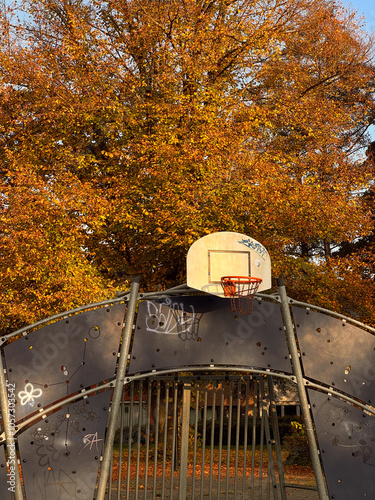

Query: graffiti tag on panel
[145,299,202,341]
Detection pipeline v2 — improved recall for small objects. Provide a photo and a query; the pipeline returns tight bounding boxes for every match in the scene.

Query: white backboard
[186,232,271,296]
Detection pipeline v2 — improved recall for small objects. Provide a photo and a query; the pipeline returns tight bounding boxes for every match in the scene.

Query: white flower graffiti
[18,382,43,406]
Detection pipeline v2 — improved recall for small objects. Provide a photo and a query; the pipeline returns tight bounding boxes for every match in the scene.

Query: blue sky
[344,0,375,32]
[4,0,375,33]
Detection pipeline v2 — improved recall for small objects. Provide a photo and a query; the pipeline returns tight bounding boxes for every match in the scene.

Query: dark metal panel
[4,304,125,420]
[293,307,375,404]
[308,389,375,499]
[18,391,111,500]
[0,444,13,499]
[128,296,291,374]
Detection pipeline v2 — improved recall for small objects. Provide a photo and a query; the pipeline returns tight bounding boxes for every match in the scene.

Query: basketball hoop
[221,276,263,314]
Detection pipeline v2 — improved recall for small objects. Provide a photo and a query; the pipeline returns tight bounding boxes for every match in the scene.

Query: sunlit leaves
[0,0,374,330]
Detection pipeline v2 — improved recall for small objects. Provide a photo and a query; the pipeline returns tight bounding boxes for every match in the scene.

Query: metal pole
[0,354,24,500]
[277,279,328,500]
[96,277,140,500]
[259,377,278,500]
[267,377,287,500]
[179,381,191,500]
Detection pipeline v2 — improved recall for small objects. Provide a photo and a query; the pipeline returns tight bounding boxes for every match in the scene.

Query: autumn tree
[0,0,374,332]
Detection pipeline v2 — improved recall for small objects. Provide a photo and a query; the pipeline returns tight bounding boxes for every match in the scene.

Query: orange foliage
[0,0,374,331]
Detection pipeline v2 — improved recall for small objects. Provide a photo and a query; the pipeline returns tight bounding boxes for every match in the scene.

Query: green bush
[283,420,312,466]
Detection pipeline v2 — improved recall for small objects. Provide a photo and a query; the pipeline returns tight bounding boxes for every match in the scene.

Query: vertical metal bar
[126,381,135,500]
[234,378,241,500]
[258,379,265,500]
[161,381,170,500]
[267,468,271,500]
[144,379,152,500]
[208,380,217,500]
[277,279,328,500]
[170,379,179,498]
[225,380,233,499]
[97,277,140,500]
[153,380,161,500]
[259,378,278,500]
[250,380,257,500]
[268,377,287,500]
[179,381,192,500]
[191,381,200,500]
[0,353,23,499]
[108,452,114,499]
[135,380,144,500]
[217,381,225,500]
[116,389,125,500]
[260,384,278,500]
[200,383,208,500]
[242,377,250,500]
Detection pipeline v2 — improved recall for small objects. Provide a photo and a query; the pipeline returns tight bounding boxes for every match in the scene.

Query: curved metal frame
[1,280,375,500]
